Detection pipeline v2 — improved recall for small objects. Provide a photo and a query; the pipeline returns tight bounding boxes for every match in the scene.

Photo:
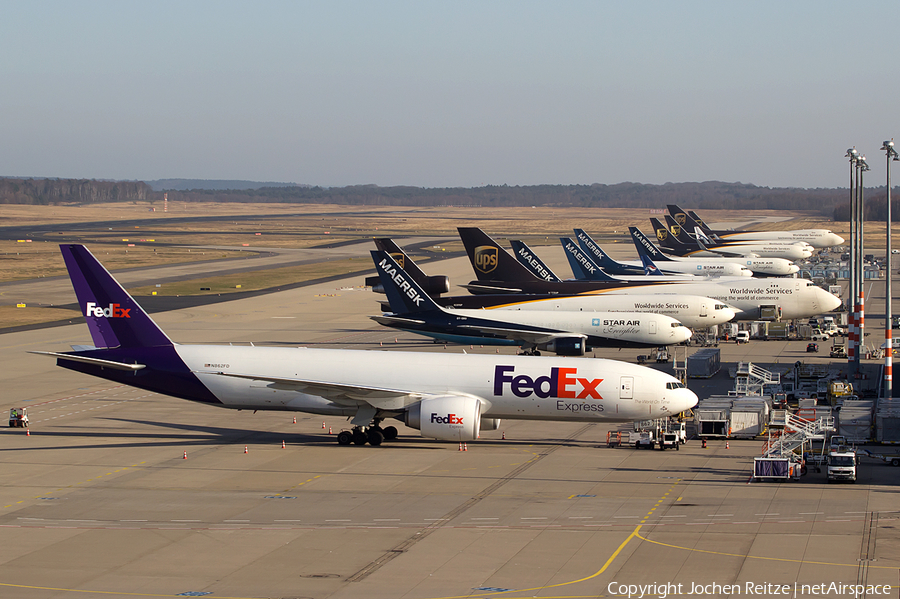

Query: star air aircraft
[370,250,693,355]
[32,245,698,447]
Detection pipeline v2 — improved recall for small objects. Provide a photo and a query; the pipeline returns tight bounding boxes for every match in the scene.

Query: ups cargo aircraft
[457,228,842,320]
[668,204,845,249]
[370,250,693,355]
[651,217,814,261]
[573,229,752,277]
[628,226,799,277]
[32,245,698,447]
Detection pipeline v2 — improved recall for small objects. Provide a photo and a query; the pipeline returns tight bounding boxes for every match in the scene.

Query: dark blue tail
[572,229,641,276]
[61,244,173,349]
[508,240,561,282]
[629,226,675,262]
[559,237,618,282]
[370,250,443,314]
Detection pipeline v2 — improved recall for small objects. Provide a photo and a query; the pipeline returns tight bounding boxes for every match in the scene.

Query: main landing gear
[518,349,541,356]
[335,422,398,447]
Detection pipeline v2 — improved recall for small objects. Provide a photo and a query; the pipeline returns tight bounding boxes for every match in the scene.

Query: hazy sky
[2,1,898,188]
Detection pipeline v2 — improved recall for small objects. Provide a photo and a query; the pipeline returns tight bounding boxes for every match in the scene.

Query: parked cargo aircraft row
[31,207,841,447]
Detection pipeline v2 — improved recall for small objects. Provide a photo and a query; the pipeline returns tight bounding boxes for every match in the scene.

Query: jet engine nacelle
[366,275,450,296]
[480,417,501,431]
[405,395,482,441]
[540,337,587,356]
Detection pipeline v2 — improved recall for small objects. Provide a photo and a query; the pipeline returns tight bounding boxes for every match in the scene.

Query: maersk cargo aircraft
[370,251,693,355]
[33,245,698,447]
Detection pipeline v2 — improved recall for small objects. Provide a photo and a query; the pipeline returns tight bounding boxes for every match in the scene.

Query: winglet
[60,244,172,349]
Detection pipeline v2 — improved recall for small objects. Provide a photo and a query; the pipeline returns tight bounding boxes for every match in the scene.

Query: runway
[1,246,898,598]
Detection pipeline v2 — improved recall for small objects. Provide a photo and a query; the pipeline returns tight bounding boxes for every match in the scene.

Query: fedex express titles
[494,365,604,413]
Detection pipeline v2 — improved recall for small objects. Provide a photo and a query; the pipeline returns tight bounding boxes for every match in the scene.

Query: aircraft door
[620,376,634,399]
[649,321,657,335]
[700,303,708,317]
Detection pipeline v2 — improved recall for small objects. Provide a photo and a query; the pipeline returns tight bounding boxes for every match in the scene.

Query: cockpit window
[666,382,686,389]
[671,322,681,328]
[715,304,728,310]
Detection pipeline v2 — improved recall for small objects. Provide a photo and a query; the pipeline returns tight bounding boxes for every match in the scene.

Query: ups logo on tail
[669,224,681,238]
[474,246,498,274]
[656,228,668,242]
[675,213,686,226]
[389,252,405,269]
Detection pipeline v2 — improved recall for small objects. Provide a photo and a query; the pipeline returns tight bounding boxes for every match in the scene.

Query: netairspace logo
[86,302,131,318]
[606,581,892,598]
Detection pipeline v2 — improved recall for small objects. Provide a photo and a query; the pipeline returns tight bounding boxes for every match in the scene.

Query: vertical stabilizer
[572,229,641,275]
[508,240,561,282]
[629,226,675,262]
[371,250,443,314]
[559,238,618,282]
[457,227,538,282]
[60,244,173,349]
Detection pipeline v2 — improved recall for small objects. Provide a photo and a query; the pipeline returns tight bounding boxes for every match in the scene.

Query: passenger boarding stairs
[734,362,781,396]
[761,411,835,459]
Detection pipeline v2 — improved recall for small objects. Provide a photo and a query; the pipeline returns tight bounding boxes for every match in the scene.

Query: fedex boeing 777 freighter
[32,245,698,447]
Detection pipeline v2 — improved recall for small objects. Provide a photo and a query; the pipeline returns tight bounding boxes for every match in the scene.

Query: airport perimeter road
[1,255,898,598]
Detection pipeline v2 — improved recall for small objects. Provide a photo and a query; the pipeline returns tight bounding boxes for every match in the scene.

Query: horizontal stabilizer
[29,351,146,371]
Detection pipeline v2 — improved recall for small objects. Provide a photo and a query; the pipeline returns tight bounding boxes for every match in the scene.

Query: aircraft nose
[675,388,699,413]
[829,233,845,246]
[821,288,843,312]
[720,307,737,323]
[788,264,800,274]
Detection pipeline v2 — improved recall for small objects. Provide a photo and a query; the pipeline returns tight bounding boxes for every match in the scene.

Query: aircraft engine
[405,395,482,441]
[541,337,587,356]
[480,417,501,431]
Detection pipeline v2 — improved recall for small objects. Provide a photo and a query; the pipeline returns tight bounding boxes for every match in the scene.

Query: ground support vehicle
[830,342,846,358]
[827,446,858,482]
[606,431,622,448]
[8,408,28,428]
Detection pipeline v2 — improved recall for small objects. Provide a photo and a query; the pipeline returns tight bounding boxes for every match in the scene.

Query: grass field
[0,201,869,329]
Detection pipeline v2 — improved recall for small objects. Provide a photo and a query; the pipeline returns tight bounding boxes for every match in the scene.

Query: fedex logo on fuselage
[494,365,603,399]
[430,413,463,425]
[86,302,131,318]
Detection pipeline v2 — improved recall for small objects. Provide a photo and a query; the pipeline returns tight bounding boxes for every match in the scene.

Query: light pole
[846,148,859,370]
[856,155,869,371]
[882,140,898,398]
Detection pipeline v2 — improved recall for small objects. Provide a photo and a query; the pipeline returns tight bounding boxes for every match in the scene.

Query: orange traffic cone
[458,442,463,451]
[282,440,286,449]
[463,443,468,451]
[322,421,325,429]
[725,441,730,449]
[26,428,30,437]
[244,445,248,454]
[292,416,296,424]
[183,451,187,459]
[502,431,506,440]
[328,426,332,434]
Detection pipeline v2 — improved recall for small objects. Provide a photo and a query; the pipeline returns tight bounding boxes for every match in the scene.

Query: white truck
[826,446,858,483]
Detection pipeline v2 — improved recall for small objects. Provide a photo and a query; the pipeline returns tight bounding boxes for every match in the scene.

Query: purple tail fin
[60,244,173,348]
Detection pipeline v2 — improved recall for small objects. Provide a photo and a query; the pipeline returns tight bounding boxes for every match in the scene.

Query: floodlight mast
[856,155,869,372]
[846,148,859,370]
[882,140,898,398]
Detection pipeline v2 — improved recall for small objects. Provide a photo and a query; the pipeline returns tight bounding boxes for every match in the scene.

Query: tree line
[2,176,896,219]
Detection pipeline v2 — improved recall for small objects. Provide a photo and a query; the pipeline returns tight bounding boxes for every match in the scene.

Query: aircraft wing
[696,239,750,258]
[369,314,427,326]
[205,371,424,411]
[457,325,586,346]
